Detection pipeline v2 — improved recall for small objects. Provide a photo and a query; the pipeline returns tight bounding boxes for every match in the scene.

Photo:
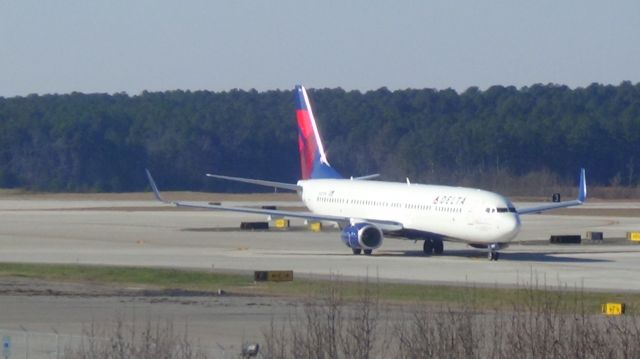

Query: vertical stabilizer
[295,85,342,180]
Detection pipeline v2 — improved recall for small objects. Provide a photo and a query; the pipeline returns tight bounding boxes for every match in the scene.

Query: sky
[0,0,638,97]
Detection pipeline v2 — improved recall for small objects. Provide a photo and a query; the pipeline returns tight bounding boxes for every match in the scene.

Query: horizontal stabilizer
[351,173,380,180]
[206,173,301,191]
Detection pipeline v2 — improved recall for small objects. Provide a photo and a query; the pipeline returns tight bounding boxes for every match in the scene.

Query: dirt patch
[0,277,235,302]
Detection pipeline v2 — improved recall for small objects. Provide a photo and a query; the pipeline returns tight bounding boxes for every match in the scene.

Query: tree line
[0,82,638,193]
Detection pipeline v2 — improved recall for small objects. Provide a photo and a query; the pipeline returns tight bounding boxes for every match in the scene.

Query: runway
[1,196,639,291]
[1,195,640,357]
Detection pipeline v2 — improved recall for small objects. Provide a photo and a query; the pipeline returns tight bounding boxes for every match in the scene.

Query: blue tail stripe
[294,85,306,110]
[312,162,343,179]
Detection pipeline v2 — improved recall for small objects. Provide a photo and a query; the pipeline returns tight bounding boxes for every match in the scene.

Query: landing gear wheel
[488,251,500,261]
[433,240,444,255]
[363,249,373,256]
[352,248,362,255]
[423,239,434,255]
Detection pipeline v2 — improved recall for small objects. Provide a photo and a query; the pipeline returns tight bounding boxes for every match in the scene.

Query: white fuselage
[298,179,521,245]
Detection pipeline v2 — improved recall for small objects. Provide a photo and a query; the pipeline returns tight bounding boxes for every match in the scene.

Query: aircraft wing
[146,170,403,231]
[517,168,587,215]
[175,200,348,223]
[516,199,584,215]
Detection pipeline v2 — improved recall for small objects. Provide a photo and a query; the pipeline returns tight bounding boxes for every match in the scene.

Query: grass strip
[0,262,253,289]
[1,262,639,314]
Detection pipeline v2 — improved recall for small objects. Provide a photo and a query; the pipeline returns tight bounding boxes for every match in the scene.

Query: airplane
[146,85,587,261]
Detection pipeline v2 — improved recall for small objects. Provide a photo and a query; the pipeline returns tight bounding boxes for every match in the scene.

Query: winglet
[517,168,587,215]
[145,169,169,204]
[577,168,587,203]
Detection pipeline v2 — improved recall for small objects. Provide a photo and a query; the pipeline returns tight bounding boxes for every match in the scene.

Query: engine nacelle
[340,223,383,250]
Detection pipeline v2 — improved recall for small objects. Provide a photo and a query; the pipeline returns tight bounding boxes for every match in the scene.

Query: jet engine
[340,223,383,250]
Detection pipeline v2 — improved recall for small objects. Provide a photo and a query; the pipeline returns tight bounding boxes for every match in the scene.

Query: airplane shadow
[374,250,612,263]
[181,227,614,263]
[182,226,339,233]
[266,250,612,263]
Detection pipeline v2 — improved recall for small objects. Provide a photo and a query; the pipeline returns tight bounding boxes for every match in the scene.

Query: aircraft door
[467,202,491,226]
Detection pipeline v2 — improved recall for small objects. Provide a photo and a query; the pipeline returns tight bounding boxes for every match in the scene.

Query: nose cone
[499,214,521,242]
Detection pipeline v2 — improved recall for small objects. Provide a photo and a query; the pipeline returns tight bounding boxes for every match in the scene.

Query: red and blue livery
[295,85,343,180]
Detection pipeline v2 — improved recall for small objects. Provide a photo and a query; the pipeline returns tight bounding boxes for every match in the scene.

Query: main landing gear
[488,243,501,261]
[488,251,500,261]
[352,248,373,255]
[423,239,444,255]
